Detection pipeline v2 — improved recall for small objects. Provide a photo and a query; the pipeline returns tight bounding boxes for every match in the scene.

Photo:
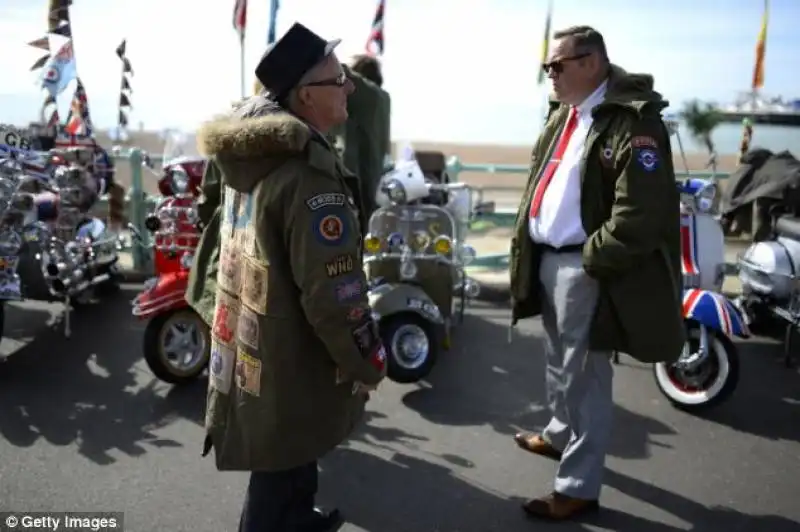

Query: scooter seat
[775,216,800,241]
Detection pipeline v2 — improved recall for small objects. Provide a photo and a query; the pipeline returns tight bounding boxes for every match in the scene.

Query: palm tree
[680,99,724,172]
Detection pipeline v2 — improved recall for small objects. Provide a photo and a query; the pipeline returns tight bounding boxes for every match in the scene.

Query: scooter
[736,193,800,367]
[130,133,210,384]
[649,120,750,412]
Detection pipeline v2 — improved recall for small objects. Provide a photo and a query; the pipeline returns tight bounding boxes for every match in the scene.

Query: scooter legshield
[132,270,190,319]
[683,288,750,338]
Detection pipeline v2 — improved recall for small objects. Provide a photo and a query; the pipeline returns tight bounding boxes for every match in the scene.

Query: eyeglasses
[541,53,591,75]
[303,72,349,88]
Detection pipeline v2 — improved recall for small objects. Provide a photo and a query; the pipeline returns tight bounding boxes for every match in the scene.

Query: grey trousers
[539,250,614,500]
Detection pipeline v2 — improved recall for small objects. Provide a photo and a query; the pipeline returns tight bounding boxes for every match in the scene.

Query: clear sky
[1,0,798,146]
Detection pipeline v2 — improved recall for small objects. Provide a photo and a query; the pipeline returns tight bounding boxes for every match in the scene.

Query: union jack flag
[335,279,363,303]
[366,0,385,56]
[683,289,749,338]
[63,78,93,137]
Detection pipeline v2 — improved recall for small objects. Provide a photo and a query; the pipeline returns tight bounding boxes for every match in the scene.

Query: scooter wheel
[652,325,740,412]
[381,313,439,384]
[143,308,210,385]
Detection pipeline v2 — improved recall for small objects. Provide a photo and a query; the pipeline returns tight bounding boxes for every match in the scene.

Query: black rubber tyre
[381,313,439,384]
[143,308,210,385]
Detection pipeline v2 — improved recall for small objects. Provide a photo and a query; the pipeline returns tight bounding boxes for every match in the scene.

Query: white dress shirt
[529,80,609,248]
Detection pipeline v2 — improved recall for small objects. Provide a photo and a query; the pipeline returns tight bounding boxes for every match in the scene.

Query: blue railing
[107,149,732,273]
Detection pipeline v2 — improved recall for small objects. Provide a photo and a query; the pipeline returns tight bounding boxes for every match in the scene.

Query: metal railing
[106,150,732,273]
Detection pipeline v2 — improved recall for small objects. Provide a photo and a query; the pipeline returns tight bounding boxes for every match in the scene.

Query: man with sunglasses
[509,26,684,520]
[192,22,387,532]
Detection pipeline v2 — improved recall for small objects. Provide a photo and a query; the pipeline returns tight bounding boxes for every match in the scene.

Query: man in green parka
[192,23,386,532]
[508,26,684,520]
[331,54,390,226]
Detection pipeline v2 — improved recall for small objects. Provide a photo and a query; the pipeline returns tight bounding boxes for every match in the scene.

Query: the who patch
[313,211,347,246]
[241,257,269,315]
[636,149,659,172]
[325,254,355,278]
[209,339,236,395]
[236,306,259,349]
[212,290,240,347]
[235,349,262,397]
[334,276,364,303]
[631,135,658,149]
[305,192,345,211]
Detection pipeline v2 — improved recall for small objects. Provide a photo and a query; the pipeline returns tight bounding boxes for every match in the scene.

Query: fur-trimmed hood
[195,95,313,192]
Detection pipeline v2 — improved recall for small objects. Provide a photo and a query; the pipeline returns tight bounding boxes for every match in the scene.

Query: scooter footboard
[683,288,750,338]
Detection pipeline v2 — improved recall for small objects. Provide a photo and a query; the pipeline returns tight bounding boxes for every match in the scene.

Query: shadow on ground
[0,286,202,464]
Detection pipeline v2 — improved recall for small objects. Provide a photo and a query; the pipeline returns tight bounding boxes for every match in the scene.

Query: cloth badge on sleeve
[305,192,346,211]
[631,135,658,149]
[212,290,240,347]
[335,275,364,303]
[600,140,614,168]
[636,149,659,172]
[313,210,348,246]
[209,339,236,395]
[218,239,242,295]
[236,306,259,349]
[325,254,355,278]
[351,319,378,358]
[235,348,262,397]
[241,257,269,314]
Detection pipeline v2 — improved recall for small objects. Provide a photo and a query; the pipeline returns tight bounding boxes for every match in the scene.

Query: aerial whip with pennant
[738,0,768,165]
[233,0,248,98]
[365,0,385,56]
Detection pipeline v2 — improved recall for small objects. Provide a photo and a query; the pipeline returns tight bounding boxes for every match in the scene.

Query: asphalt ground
[0,286,799,531]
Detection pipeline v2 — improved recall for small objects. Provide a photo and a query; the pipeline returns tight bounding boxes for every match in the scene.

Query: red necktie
[529,107,579,218]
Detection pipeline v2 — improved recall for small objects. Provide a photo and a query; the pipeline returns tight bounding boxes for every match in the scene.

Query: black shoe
[298,507,344,532]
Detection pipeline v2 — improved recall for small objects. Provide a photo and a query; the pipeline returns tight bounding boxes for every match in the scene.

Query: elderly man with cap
[193,23,387,532]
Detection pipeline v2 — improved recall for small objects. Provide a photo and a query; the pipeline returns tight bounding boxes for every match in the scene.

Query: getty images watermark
[1,513,123,531]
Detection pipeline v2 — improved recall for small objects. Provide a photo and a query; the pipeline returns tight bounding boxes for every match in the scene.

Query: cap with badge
[255,22,342,102]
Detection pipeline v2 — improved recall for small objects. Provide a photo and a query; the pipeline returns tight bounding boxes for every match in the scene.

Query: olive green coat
[331,65,391,218]
[194,96,385,472]
[186,160,222,326]
[509,65,685,364]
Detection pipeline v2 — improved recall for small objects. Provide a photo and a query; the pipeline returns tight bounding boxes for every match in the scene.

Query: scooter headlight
[694,183,716,213]
[171,168,189,194]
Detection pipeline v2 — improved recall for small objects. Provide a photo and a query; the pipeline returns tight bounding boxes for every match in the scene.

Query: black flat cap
[255,22,341,101]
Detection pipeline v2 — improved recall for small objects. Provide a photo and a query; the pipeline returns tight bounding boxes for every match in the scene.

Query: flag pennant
[28,37,50,51]
[63,78,94,137]
[268,0,280,44]
[48,0,73,31]
[51,21,72,38]
[751,0,768,90]
[40,39,77,96]
[122,57,133,75]
[365,0,385,56]
[233,0,247,40]
[116,39,126,59]
[30,54,51,71]
[537,1,553,86]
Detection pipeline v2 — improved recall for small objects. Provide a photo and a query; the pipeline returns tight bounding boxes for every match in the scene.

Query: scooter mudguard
[683,288,750,338]
[132,270,190,319]
[368,282,444,324]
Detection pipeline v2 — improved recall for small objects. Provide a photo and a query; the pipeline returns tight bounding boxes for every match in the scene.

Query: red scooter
[131,133,210,384]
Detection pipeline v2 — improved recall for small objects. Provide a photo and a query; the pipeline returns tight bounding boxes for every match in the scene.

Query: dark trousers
[238,461,319,532]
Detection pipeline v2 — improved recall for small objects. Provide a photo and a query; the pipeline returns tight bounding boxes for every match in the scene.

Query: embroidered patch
[237,306,259,349]
[313,211,347,246]
[235,349,262,397]
[243,222,258,257]
[600,141,614,168]
[218,239,242,295]
[351,319,378,358]
[346,305,368,322]
[334,276,364,303]
[211,290,240,346]
[305,192,345,211]
[636,149,659,172]
[631,135,658,149]
[325,254,355,277]
[241,257,269,314]
[209,339,236,395]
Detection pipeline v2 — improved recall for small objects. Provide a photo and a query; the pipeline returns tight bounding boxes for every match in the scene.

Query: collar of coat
[546,64,669,120]
[196,95,314,160]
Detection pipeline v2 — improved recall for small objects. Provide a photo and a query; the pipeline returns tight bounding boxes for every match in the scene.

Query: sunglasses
[542,53,591,75]
[303,72,349,88]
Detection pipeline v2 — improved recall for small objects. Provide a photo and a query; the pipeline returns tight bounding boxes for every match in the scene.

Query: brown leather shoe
[522,492,599,521]
[513,432,563,460]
